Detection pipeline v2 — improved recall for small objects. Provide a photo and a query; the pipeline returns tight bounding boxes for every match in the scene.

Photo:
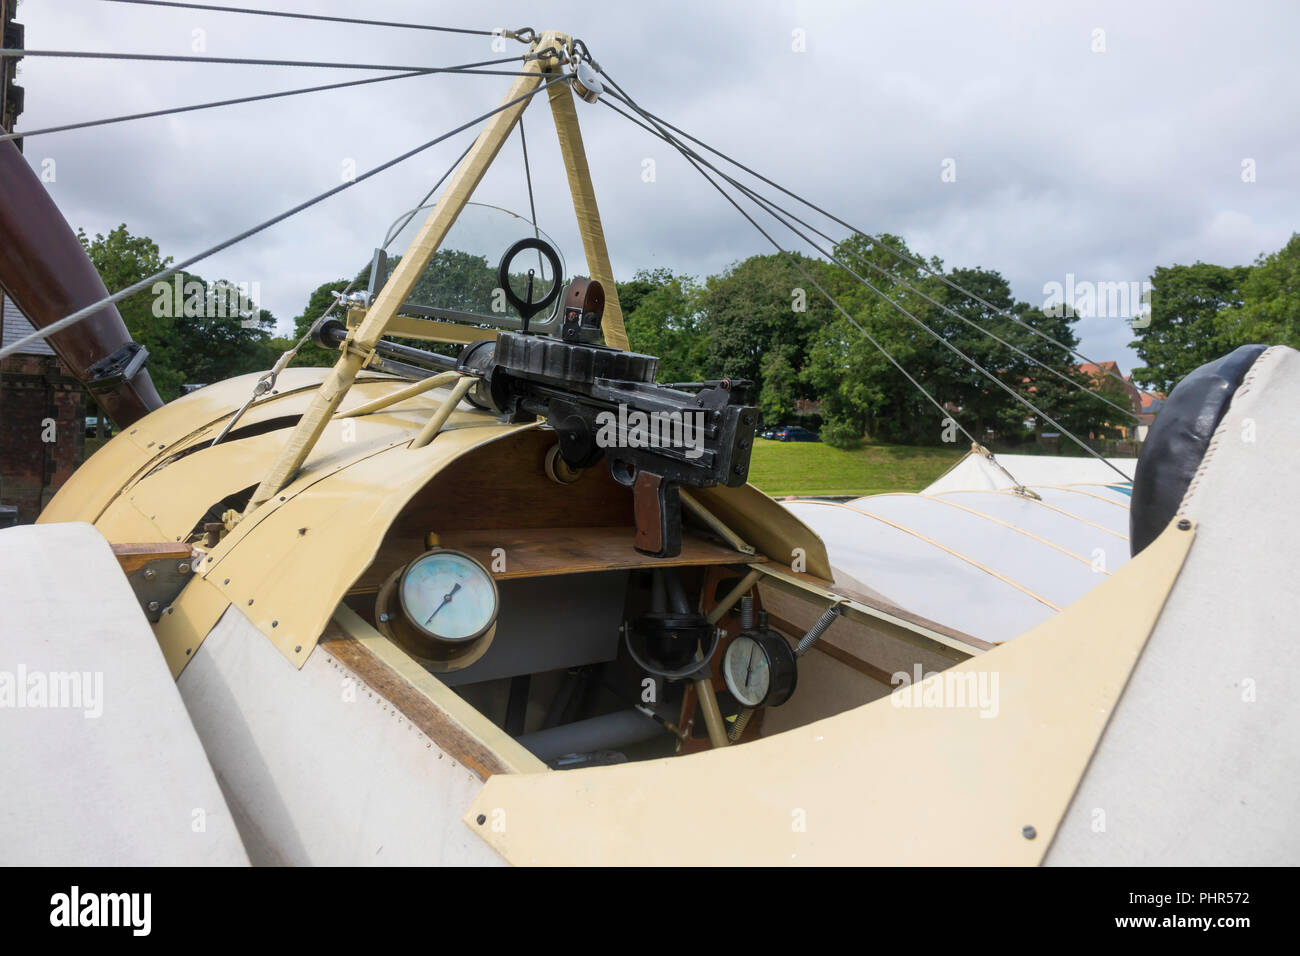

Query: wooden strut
[243,30,626,515]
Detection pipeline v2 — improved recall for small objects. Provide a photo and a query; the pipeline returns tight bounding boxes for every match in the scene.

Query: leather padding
[1130,344,1268,554]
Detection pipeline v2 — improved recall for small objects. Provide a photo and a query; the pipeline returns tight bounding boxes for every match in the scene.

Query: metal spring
[739,595,755,632]
[728,708,753,742]
[795,604,841,657]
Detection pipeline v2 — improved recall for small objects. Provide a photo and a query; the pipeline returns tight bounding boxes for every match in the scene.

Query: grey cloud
[13,0,1299,374]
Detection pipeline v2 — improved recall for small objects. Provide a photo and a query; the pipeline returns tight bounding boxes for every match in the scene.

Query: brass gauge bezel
[375,548,499,672]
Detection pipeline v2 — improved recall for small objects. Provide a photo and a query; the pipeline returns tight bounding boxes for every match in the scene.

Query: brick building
[1,298,86,524]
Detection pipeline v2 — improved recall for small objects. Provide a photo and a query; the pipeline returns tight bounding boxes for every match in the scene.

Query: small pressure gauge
[376,549,499,671]
[722,629,798,708]
[400,549,499,642]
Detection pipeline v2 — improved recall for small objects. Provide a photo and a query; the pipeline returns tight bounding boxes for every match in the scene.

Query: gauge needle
[425,582,462,625]
[744,643,759,691]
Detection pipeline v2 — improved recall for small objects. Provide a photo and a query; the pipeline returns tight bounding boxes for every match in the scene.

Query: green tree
[290,277,351,367]
[1217,233,1300,350]
[617,268,709,384]
[1130,261,1248,393]
[79,224,279,400]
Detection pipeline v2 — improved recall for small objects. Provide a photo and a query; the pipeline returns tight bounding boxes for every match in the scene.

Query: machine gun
[316,238,759,558]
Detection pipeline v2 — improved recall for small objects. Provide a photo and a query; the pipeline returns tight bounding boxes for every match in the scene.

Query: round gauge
[398,549,499,643]
[722,629,798,709]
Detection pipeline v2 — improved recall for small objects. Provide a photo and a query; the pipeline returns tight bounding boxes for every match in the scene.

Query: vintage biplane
[1,16,1296,866]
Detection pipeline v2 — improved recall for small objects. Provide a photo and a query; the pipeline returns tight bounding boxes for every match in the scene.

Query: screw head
[147,601,160,613]
[177,562,191,574]
[1022,825,1037,840]
[142,568,155,581]
[1177,518,1191,531]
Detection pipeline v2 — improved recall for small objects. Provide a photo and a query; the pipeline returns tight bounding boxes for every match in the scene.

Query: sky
[10,0,1300,374]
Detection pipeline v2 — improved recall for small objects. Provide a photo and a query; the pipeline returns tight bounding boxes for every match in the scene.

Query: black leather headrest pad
[1130,344,1268,554]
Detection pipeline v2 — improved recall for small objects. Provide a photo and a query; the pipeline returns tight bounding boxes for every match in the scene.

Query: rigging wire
[601,96,1141,426]
[599,74,1133,484]
[613,98,1143,399]
[518,118,545,275]
[96,0,521,40]
[0,49,540,77]
[0,62,525,144]
[593,110,982,454]
[0,73,572,361]
[211,140,478,447]
[381,143,478,250]
[605,86,1129,484]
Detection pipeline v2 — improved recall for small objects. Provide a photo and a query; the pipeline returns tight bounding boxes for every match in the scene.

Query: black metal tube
[505,674,530,737]
[516,709,665,762]
[664,568,692,615]
[314,319,459,371]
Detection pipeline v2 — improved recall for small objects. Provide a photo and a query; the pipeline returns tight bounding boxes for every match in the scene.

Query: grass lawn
[747,439,964,498]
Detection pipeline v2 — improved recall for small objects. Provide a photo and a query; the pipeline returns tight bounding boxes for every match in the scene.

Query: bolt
[147,601,160,613]
[272,620,279,628]
[142,568,156,581]
[1022,825,1037,840]
[476,814,487,826]
[1177,518,1191,531]
[178,562,191,574]
[294,645,302,654]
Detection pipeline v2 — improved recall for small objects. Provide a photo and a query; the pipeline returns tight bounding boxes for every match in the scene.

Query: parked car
[774,425,820,442]
[84,416,113,438]
[759,426,780,440]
